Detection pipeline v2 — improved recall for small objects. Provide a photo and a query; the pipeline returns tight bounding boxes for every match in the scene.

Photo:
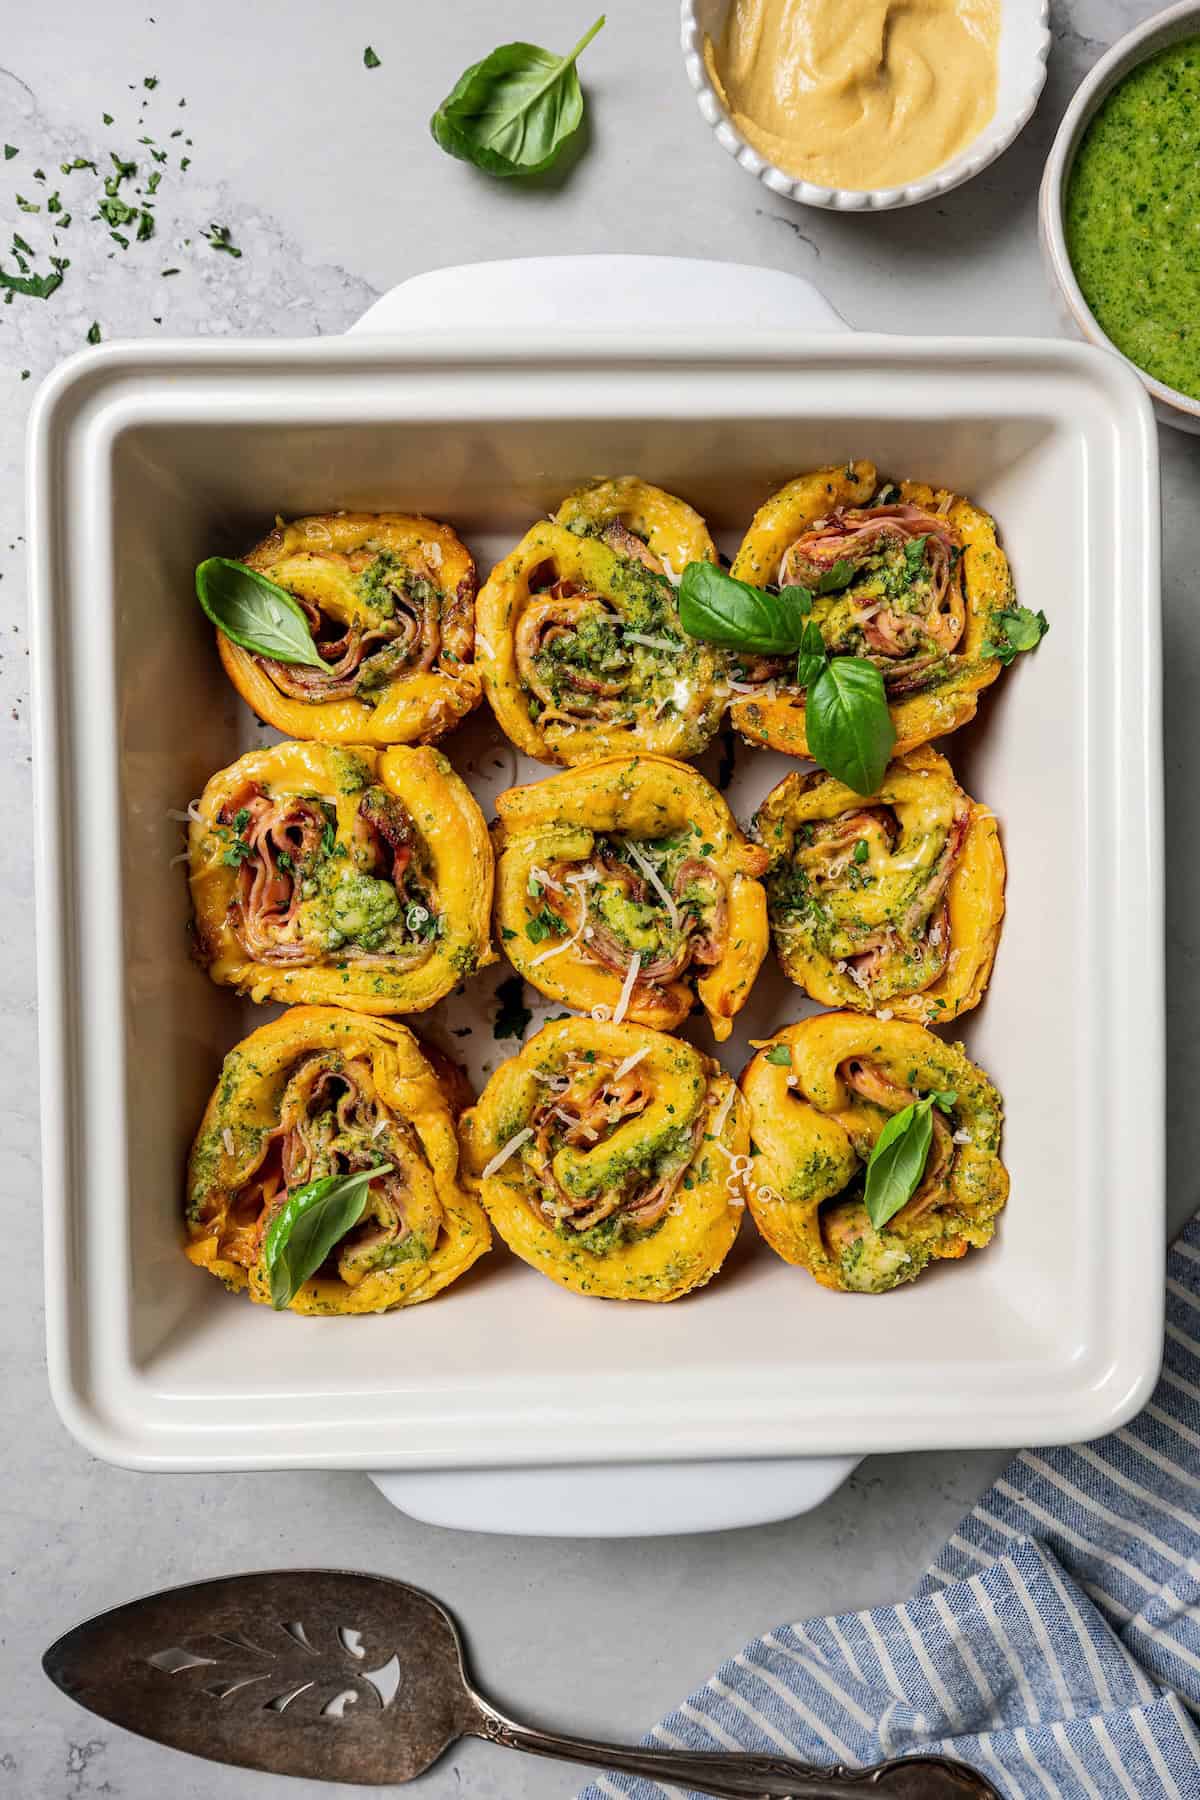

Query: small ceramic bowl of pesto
[1040,0,1200,433]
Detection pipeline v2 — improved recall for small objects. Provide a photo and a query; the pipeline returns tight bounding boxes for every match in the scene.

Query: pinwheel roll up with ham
[215,512,481,745]
[753,747,1004,1024]
[476,480,725,766]
[186,1008,490,1314]
[741,1014,1008,1293]
[492,755,769,1042]
[727,462,1014,757]
[459,1018,747,1301]
[188,742,494,1012]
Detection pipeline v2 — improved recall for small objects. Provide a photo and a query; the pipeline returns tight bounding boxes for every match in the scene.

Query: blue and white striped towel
[580,1217,1200,1800]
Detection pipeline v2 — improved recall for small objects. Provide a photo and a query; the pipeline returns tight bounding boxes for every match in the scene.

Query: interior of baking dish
[30,335,1162,1469]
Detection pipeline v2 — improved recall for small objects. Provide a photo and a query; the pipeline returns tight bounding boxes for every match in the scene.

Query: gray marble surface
[1,2,1193,1796]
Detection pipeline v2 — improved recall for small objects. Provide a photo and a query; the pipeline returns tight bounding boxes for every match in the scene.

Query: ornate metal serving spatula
[43,1570,999,1799]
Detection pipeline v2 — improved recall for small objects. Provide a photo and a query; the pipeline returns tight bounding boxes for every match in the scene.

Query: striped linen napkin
[579,1216,1200,1800]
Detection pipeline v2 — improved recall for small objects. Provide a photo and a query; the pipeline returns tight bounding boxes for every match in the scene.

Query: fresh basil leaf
[679,562,812,655]
[264,1163,392,1309]
[764,1043,793,1066]
[930,1088,958,1112]
[863,1102,932,1230]
[903,535,929,577]
[777,583,814,615]
[805,657,896,795]
[816,557,856,594]
[195,557,328,669]
[430,15,604,178]
[794,619,828,691]
[982,605,1049,666]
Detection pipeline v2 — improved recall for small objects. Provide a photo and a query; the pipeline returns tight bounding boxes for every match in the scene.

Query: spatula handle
[469,1704,1000,1799]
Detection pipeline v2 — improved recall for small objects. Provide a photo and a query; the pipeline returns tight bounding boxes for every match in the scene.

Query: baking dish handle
[347,253,848,337]
[369,1455,862,1537]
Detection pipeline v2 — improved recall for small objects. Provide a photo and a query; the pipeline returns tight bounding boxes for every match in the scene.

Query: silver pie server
[43,1570,1001,1799]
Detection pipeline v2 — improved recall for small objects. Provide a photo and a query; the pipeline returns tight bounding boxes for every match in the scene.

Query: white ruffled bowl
[681,0,1050,212]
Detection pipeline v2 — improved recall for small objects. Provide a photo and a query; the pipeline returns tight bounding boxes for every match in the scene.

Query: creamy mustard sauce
[705,0,1001,191]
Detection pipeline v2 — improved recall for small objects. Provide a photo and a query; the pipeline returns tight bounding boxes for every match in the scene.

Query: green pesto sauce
[1065,39,1200,400]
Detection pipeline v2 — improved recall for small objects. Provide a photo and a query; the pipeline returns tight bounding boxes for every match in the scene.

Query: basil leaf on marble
[264,1163,393,1309]
[195,557,328,668]
[431,15,604,178]
[805,657,895,796]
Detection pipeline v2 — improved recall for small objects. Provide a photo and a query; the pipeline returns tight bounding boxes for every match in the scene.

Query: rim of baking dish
[680,0,1051,212]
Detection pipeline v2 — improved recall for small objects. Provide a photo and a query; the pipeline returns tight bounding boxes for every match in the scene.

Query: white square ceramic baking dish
[30,323,1164,1476]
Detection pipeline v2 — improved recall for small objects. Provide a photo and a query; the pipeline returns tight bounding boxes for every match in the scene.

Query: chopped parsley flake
[205,221,241,257]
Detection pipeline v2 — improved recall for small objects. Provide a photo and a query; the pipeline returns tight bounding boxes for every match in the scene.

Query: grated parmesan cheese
[530,884,591,966]
[591,1003,613,1023]
[659,554,682,587]
[612,953,641,1025]
[481,1126,533,1178]
[222,1128,235,1156]
[708,1082,736,1142]
[626,842,680,933]
[611,1046,650,1082]
[624,631,678,654]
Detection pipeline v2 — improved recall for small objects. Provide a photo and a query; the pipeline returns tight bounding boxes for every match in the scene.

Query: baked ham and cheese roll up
[459,1017,747,1301]
[492,755,768,1043]
[186,1008,490,1314]
[476,479,725,766]
[207,512,481,745]
[741,1014,1008,1294]
[753,747,1004,1024]
[188,743,494,1013]
[726,462,1017,758]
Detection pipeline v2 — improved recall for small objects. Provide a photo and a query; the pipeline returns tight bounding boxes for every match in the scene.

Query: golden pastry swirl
[492,755,768,1042]
[186,1007,490,1313]
[459,1017,747,1301]
[476,478,725,765]
[753,747,1004,1024]
[188,743,495,1012]
[215,512,481,745]
[726,462,1013,757]
[741,1014,1008,1293]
